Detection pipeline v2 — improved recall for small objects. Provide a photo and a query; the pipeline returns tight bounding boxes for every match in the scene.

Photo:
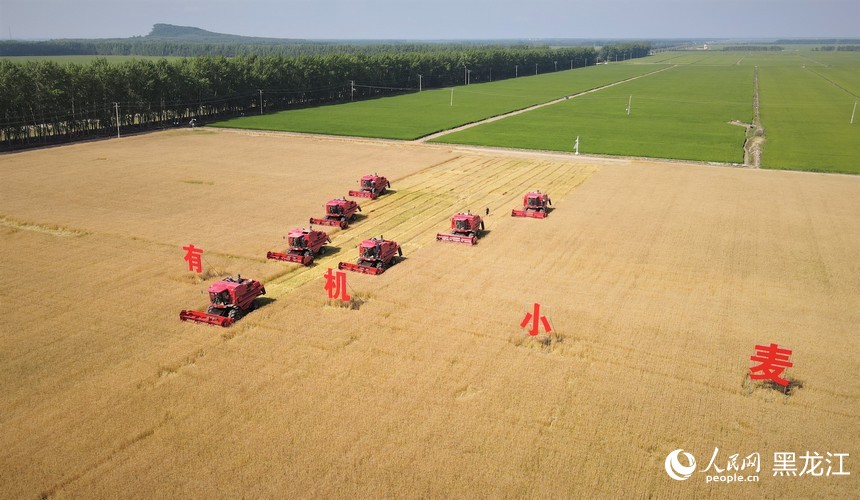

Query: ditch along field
[1,129,859,497]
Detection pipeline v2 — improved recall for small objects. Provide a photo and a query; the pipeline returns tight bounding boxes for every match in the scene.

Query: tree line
[721,46,784,51]
[0,44,650,150]
[812,45,860,52]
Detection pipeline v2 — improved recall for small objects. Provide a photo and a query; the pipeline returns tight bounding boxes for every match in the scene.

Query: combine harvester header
[309,198,361,229]
[436,212,485,245]
[179,275,266,327]
[267,227,330,265]
[349,174,390,200]
[512,191,552,218]
[338,236,402,275]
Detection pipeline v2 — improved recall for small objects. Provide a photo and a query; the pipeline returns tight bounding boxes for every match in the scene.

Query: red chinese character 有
[749,343,793,387]
[520,303,552,336]
[324,268,351,302]
[183,244,203,273]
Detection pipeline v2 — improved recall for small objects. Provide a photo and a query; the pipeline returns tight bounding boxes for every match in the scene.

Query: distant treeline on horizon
[0,42,651,150]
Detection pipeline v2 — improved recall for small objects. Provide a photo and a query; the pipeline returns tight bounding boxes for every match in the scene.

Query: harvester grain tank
[179,275,266,327]
[338,236,402,275]
[436,212,485,245]
[511,191,552,218]
[349,173,390,199]
[310,198,361,229]
[266,227,331,265]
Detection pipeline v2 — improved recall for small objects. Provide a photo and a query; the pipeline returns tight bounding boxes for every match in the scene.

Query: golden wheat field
[1,129,858,498]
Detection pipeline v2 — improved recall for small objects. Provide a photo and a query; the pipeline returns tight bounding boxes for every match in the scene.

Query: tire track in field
[419,65,677,143]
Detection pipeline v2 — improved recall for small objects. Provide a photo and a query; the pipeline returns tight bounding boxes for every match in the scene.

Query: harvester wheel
[376,261,384,270]
[207,306,219,316]
[316,246,325,255]
[228,308,243,321]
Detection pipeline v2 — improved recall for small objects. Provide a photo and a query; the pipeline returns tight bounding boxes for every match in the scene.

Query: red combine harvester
[338,236,402,275]
[179,275,266,327]
[436,212,485,245]
[511,191,552,218]
[309,198,361,229]
[349,174,390,199]
[267,227,331,265]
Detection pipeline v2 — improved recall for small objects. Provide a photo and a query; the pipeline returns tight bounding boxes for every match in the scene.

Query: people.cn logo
[665,449,697,481]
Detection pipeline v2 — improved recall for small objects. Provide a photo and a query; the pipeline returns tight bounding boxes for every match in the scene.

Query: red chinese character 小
[520,303,551,336]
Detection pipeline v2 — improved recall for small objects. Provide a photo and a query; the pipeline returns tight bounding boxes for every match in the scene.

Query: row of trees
[0,44,650,150]
[812,45,860,52]
[721,46,784,51]
[0,39,596,58]
[596,42,651,61]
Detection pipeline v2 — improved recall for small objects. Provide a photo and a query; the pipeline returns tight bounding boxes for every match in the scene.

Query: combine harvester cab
[179,275,266,327]
[309,198,361,229]
[436,212,485,245]
[338,236,402,275]
[349,174,390,200]
[267,227,331,265]
[511,191,552,218]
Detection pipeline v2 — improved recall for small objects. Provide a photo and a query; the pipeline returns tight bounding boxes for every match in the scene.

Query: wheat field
[1,129,857,497]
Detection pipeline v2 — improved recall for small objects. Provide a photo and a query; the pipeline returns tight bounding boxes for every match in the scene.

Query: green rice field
[434,65,752,163]
[210,48,860,174]
[210,64,665,139]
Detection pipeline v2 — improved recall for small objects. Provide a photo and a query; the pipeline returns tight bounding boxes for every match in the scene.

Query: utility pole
[627,95,632,116]
[418,74,422,92]
[570,59,573,70]
[450,88,454,106]
[515,64,518,77]
[350,80,355,101]
[535,63,538,75]
[258,89,263,115]
[554,60,558,72]
[851,101,857,125]
[463,63,467,85]
[113,102,120,138]
[574,136,579,155]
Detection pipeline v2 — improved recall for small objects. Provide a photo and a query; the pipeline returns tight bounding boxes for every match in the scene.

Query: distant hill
[142,24,304,44]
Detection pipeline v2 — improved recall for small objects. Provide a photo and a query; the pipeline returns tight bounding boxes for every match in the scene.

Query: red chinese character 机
[324,268,351,302]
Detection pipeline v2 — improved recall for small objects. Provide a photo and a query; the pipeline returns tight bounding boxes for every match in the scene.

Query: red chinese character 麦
[749,343,793,386]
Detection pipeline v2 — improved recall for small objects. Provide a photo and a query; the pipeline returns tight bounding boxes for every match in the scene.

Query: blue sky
[1,0,857,40]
